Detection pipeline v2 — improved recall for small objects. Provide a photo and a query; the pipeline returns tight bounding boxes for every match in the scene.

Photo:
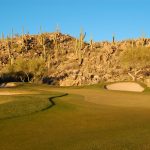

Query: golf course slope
[106,82,144,92]
[0,84,150,150]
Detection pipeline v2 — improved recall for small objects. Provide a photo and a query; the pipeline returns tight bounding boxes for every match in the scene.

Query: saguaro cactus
[53,33,59,61]
[90,37,93,51]
[6,36,14,65]
[38,27,46,61]
[41,35,46,60]
[11,28,14,39]
[79,29,86,49]
[55,24,60,33]
[75,30,86,64]
[112,34,115,43]
[1,32,4,41]
[47,54,51,72]
[22,27,24,43]
[131,39,134,48]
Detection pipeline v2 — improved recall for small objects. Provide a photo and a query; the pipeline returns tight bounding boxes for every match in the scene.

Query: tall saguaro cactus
[79,29,86,49]
[75,30,86,64]
[112,34,115,43]
[90,37,93,51]
[1,32,4,41]
[11,28,14,39]
[42,36,46,60]
[38,27,46,61]
[5,29,15,66]
[21,27,28,51]
[47,54,51,72]
[53,33,59,61]
[6,36,14,66]
[22,27,24,44]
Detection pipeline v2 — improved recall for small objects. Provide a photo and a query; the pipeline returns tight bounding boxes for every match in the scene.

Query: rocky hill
[0,32,150,86]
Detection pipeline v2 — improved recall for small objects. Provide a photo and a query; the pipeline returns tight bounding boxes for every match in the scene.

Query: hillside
[0,32,150,86]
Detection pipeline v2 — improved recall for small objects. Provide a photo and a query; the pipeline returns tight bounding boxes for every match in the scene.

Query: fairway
[0,84,150,150]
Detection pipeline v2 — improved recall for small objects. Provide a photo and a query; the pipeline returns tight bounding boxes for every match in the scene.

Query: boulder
[0,82,18,88]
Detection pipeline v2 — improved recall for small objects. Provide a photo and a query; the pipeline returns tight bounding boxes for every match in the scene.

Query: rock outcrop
[0,32,150,86]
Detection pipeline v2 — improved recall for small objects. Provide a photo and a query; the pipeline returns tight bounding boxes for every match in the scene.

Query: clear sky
[0,0,150,41]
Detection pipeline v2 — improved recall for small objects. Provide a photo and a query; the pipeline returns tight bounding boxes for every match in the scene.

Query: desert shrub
[120,47,150,80]
[1,56,46,83]
[120,47,150,68]
[13,44,23,53]
[28,56,46,82]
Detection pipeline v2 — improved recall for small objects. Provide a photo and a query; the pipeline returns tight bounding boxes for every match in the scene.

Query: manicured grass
[0,84,150,150]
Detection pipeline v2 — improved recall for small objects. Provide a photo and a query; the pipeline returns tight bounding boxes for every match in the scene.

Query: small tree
[28,56,46,82]
[5,58,31,82]
[3,57,46,83]
[120,47,150,81]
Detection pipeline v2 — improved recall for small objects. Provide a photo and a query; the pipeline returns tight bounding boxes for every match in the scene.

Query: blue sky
[0,0,150,41]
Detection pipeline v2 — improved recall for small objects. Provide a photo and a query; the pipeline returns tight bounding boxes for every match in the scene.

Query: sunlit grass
[0,84,150,150]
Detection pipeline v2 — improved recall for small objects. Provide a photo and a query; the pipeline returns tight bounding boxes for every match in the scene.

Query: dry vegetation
[0,31,150,86]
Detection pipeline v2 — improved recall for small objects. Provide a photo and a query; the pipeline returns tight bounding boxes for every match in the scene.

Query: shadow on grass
[42,93,68,111]
[0,93,68,120]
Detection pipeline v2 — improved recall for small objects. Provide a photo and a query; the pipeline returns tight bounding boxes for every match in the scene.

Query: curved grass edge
[0,93,68,120]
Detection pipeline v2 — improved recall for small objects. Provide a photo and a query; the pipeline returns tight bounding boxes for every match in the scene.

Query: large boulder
[0,82,18,88]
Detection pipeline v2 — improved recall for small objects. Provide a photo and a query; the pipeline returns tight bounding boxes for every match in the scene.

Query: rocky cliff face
[0,32,150,86]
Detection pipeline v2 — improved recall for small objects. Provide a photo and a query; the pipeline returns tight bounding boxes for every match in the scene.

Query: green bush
[3,56,46,83]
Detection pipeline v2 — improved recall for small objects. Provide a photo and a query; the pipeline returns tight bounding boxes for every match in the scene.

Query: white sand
[106,82,144,92]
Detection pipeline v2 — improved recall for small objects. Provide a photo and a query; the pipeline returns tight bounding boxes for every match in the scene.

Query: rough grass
[0,84,150,150]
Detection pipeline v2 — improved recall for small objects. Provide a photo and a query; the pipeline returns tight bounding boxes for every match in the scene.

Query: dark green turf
[0,84,150,150]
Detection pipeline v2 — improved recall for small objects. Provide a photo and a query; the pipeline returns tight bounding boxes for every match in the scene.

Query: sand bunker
[106,82,144,92]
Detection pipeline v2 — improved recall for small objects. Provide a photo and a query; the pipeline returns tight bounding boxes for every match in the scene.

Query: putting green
[45,87,150,108]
